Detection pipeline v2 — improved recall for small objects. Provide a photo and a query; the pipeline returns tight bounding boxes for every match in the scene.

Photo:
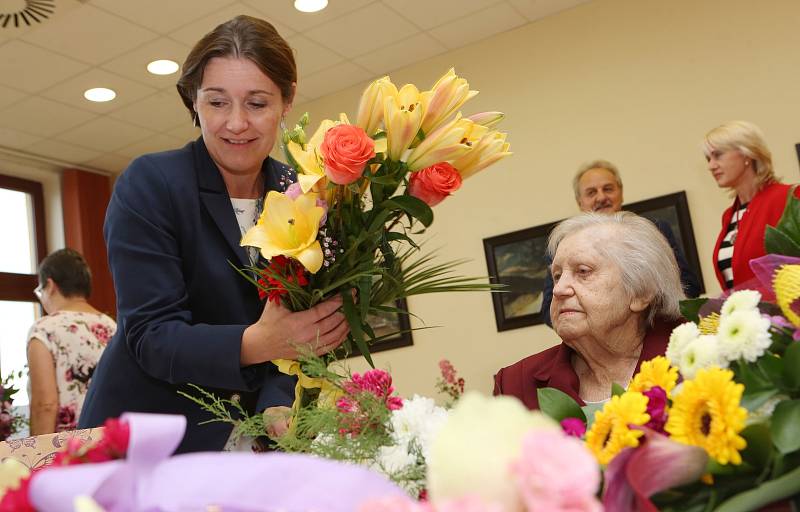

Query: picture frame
[339,298,413,358]
[624,191,705,296]
[483,190,704,332]
[483,220,559,332]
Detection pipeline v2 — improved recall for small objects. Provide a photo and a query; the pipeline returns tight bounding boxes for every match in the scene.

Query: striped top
[717,202,749,289]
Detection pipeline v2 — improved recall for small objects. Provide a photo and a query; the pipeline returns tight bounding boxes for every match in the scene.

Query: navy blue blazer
[79,138,296,453]
[540,219,701,327]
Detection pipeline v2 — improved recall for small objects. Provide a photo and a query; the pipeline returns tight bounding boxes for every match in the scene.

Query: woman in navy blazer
[79,16,349,453]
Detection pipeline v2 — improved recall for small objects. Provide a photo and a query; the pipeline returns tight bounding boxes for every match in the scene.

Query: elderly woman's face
[194,57,290,179]
[706,147,751,190]
[550,228,646,341]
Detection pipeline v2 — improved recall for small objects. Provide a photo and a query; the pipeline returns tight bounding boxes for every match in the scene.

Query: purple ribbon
[29,413,406,511]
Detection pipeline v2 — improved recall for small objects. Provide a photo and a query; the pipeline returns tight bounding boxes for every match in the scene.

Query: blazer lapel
[194,140,251,268]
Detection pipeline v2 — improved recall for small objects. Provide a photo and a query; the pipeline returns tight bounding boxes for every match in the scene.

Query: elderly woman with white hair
[494,212,684,410]
[704,120,798,291]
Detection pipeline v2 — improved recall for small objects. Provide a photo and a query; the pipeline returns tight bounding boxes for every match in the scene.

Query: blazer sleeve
[655,220,702,298]
[104,155,264,391]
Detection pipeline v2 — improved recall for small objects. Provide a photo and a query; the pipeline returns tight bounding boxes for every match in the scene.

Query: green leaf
[679,298,708,323]
[740,389,779,413]
[740,423,773,469]
[715,464,800,512]
[765,226,800,257]
[783,341,800,390]
[735,360,773,393]
[774,192,800,238]
[368,174,399,185]
[357,276,371,321]
[536,387,586,423]
[381,196,434,227]
[611,382,626,397]
[771,399,800,454]
[340,289,374,368]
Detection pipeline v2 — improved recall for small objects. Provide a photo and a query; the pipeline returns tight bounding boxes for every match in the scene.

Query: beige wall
[294,0,800,397]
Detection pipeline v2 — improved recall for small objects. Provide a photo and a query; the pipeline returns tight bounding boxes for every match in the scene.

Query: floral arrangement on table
[185,357,468,498]
[237,68,510,385]
[539,197,800,511]
[0,417,129,511]
[0,371,28,442]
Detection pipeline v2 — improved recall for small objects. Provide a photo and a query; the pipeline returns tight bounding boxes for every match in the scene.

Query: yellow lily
[273,359,344,416]
[451,130,512,179]
[241,190,324,273]
[420,68,479,135]
[406,115,488,172]
[383,83,424,161]
[287,118,336,193]
[466,111,505,129]
[356,76,397,136]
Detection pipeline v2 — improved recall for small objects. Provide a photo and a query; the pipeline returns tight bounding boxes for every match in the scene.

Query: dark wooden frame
[483,220,559,332]
[483,190,703,332]
[0,174,47,302]
[339,298,413,358]
[624,191,705,295]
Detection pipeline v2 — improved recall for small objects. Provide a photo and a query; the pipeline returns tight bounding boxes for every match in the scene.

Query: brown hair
[38,248,92,299]
[176,15,296,124]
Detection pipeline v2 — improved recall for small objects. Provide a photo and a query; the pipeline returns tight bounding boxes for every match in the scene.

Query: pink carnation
[434,496,504,512]
[560,418,586,438]
[343,369,403,410]
[358,496,433,512]
[643,386,668,434]
[510,429,602,512]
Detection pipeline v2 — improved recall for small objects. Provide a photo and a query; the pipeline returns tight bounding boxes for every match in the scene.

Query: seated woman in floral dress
[27,248,116,434]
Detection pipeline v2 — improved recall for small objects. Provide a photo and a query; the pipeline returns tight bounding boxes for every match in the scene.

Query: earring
[193,112,199,128]
[280,116,288,132]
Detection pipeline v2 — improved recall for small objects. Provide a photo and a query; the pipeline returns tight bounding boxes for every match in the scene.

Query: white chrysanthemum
[376,442,417,474]
[721,290,762,317]
[667,322,702,365]
[678,335,727,379]
[427,391,557,510]
[717,309,772,363]
[389,395,448,460]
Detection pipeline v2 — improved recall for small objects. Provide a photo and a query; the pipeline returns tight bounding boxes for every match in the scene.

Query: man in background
[540,160,702,327]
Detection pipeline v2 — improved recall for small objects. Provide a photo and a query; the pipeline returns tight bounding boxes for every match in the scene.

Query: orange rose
[319,124,375,185]
[408,162,463,207]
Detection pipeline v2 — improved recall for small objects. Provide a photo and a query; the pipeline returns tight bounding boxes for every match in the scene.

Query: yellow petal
[296,239,324,274]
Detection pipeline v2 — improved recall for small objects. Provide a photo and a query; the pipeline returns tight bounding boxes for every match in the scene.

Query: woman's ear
[630,295,652,313]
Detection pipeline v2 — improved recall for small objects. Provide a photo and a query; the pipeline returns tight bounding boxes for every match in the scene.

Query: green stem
[714,464,800,512]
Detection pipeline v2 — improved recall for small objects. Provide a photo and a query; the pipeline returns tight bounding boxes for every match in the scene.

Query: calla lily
[466,111,505,129]
[603,427,708,512]
[420,68,479,135]
[241,191,324,273]
[356,76,397,136]
[406,115,488,172]
[450,130,512,179]
[383,83,424,161]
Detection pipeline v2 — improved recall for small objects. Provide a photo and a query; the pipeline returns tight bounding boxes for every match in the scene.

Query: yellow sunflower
[585,392,650,465]
[628,356,679,395]
[665,367,747,465]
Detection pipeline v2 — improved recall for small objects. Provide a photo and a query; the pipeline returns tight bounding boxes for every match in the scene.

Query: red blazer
[493,320,677,410]
[713,182,798,291]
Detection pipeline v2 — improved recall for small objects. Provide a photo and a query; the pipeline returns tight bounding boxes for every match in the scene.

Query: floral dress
[27,311,116,431]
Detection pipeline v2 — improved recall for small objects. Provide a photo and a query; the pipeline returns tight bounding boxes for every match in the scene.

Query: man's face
[576,168,623,213]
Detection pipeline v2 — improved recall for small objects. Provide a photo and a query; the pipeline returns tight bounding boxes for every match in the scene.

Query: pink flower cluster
[435,359,465,402]
[336,369,403,435]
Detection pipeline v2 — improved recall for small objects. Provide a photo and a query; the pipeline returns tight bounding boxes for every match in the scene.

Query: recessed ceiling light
[147,59,179,75]
[294,0,327,13]
[84,87,116,103]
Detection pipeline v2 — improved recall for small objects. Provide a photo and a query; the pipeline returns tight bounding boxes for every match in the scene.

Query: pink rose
[408,162,462,207]
[511,429,602,512]
[320,124,375,185]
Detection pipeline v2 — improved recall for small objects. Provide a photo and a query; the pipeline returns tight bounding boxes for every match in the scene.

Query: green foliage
[765,193,800,256]
[679,297,709,323]
[771,400,800,454]
[537,387,586,423]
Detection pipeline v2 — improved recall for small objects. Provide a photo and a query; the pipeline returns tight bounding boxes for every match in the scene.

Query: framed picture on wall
[483,190,703,332]
[624,191,705,296]
[482,220,559,332]
[338,298,413,358]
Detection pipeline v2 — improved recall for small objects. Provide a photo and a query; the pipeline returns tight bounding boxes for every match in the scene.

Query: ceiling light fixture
[0,0,55,29]
[147,59,179,75]
[84,87,116,103]
[294,0,327,13]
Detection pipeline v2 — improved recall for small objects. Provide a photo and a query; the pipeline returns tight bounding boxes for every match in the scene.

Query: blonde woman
[704,120,798,290]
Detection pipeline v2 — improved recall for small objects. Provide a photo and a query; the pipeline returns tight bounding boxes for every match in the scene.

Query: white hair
[572,159,623,201]
[547,211,684,326]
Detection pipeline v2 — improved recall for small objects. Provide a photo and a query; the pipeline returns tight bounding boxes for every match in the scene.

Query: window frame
[0,173,47,302]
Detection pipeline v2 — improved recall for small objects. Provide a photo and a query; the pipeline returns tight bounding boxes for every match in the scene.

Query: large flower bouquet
[238,68,510,369]
[539,197,800,511]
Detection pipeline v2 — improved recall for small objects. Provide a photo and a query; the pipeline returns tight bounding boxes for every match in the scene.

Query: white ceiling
[0,0,590,174]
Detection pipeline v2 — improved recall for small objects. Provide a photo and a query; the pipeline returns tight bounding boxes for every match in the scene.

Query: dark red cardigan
[493,320,677,410]
[712,182,798,291]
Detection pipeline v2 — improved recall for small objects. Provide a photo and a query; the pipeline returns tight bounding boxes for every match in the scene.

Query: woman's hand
[240,296,349,365]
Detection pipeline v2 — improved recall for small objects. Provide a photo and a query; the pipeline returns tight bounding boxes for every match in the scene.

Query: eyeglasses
[33,283,44,300]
